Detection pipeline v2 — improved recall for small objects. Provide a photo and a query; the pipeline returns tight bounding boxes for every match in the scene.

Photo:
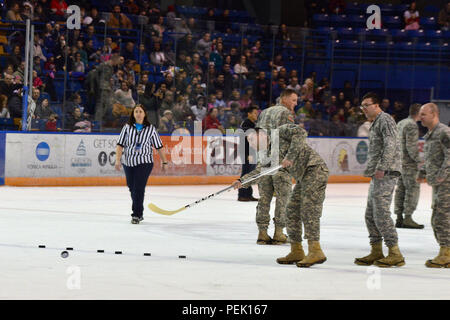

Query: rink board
[0,132,417,186]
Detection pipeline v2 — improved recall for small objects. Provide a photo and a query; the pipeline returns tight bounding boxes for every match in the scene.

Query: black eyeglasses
[360,103,376,110]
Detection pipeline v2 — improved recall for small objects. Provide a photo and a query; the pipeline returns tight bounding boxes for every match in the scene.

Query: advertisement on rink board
[3,133,424,179]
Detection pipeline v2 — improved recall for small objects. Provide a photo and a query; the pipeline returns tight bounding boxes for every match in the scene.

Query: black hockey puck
[66,247,73,251]
[178,255,186,259]
[61,251,69,258]
[115,251,122,254]
[97,250,104,253]
[38,245,46,248]
[144,253,151,256]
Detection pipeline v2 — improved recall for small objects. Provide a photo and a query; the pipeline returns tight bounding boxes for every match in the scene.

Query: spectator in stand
[287,76,301,95]
[45,113,61,131]
[0,74,20,97]
[329,0,346,14]
[297,101,314,119]
[172,95,195,123]
[178,34,196,56]
[234,55,249,80]
[115,82,136,111]
[7,88,23,118]
[273,78,287,102]
[35,98,53,120]
[253,71,270,106]
[0,95,10,118]
[203,107,225,134]
[150,41,168,66]
[71,52,85,74]
[50,0,68,21]
[7,45,22,70]
[239,87,253,111]
[151,15,166,40]
[107,5,133,36]
[217,9,231,33]
[392,101,408,122]
[121,42,138,62]
[210,42,225,71]
[84,7,104,27]
[137,83,159,127]
[174,18,192,35]
[300,78,314,102]
[309,111,329,136]
[381,98,391,113]
[2,64,14,79]
[159,90,175,116]
[166,5,177,30]
[214,90,226,108]
[32,70,44,91]
[343,80,354,102]
[6,2,23,21]
[196,33,212,56]
[404,2,420,30]
[13,61,25,84]
[66,107,92,132]
[191,95,207,121]
[337,92,346,109]
[159,110,177,133]
[126,0,140,15]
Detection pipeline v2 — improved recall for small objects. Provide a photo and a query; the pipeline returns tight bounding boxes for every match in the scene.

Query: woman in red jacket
[202,107,225,134]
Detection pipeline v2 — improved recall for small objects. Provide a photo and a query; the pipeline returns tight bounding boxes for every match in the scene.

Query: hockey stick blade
[148,203,187,216]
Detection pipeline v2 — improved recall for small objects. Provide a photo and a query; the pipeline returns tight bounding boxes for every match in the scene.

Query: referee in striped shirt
[116,104,169,224]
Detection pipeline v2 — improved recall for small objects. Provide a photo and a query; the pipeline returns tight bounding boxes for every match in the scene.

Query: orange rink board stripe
[4,175,371,186]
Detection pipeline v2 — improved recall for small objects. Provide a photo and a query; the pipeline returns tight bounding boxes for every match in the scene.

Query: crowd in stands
[0,0,447,136]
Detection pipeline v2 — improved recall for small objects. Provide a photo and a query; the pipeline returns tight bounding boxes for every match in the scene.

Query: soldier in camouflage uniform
[232,123,329,267]
[253,89,296,245]
[393,103,424,229]
[94,54,120,124]
[354,92,405,268]
[417,103,449,268]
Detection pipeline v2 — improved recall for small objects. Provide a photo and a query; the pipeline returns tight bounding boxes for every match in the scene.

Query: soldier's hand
[281,159,293,168]
[436,177,444,184]
[374,170,385,179]
[232,180,242,189]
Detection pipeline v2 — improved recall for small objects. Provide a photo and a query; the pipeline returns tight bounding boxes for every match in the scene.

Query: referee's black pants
[123,163,154,218]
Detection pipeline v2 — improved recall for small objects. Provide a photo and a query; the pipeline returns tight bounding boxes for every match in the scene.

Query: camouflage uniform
[254,104,294,230]
[94,61,114,122]
[418,123,450,247]
[363,112,401,248]
[241,124,329,242]
[394,116,421,217]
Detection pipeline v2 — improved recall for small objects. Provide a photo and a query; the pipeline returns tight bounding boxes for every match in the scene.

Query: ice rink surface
[0,183,448,300]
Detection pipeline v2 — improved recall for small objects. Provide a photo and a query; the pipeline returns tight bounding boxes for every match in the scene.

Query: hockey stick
[148,164,283,216]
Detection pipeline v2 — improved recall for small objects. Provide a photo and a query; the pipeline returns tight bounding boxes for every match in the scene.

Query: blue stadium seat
[423,5,440,15]
[348,15,366,28]
[383,16,401,29]
[330,15,348,28]
[405,29,425,39]
[424,29,444,39]
[0,118,15,130]
[313,14,330,27]
[420,17,437,30]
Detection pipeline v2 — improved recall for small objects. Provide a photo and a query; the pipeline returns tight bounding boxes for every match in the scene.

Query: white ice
[0,183,448,300]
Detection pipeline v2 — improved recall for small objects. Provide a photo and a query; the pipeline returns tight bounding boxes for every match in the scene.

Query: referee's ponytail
[127,104,151,127]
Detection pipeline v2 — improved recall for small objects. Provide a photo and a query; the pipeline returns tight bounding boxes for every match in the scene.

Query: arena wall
[3,131,425,186]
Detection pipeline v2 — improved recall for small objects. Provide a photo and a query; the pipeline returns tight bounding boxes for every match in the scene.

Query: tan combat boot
[354,242,384,266]
[256,229,272,245]
[272,226,288,245]
[276,242,305,264]
[296,240,327,268]
[374,244,405,267]
[425,247,450,268]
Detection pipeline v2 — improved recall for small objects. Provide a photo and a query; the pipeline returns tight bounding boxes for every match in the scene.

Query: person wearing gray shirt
[354,92,405,268]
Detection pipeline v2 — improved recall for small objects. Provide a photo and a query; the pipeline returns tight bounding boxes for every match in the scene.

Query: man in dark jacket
[238,106,259,201]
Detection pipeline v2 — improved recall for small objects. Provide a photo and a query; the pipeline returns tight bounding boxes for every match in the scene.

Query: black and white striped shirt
[117,123,163,167]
